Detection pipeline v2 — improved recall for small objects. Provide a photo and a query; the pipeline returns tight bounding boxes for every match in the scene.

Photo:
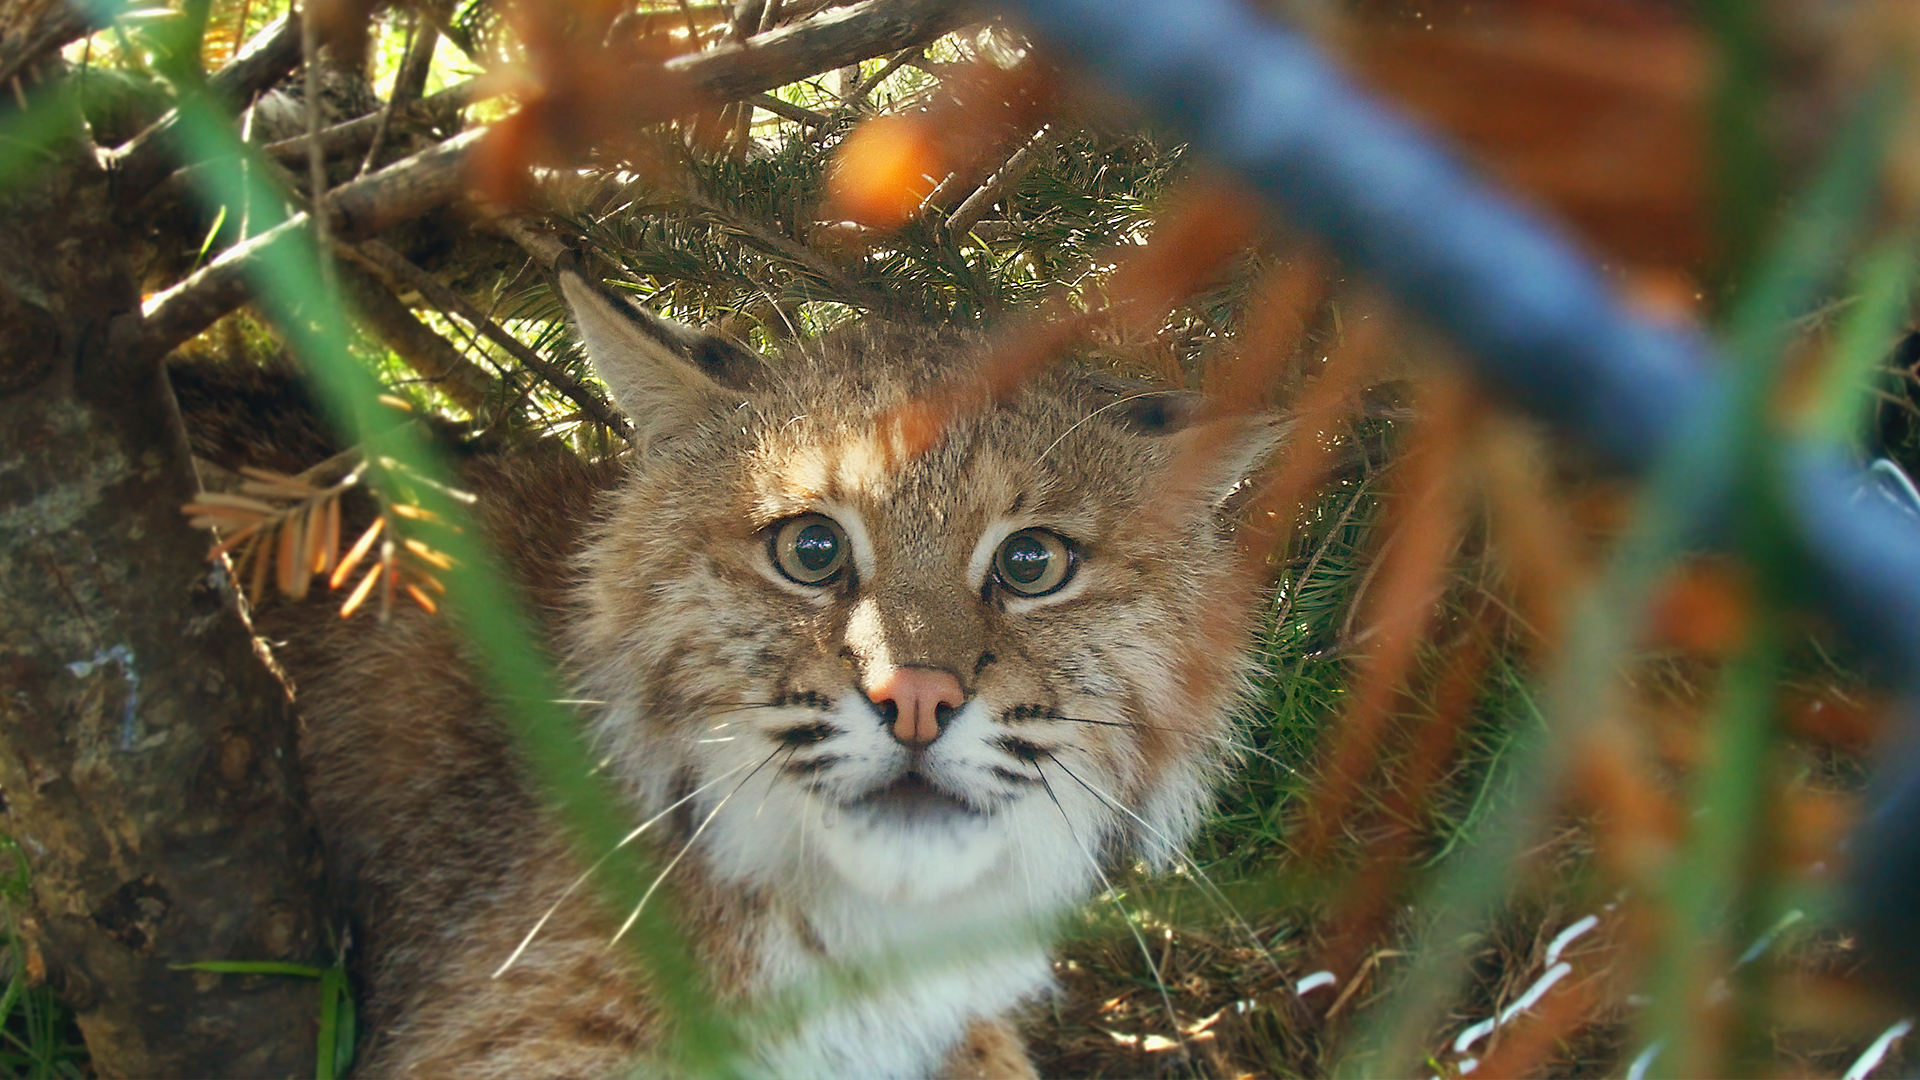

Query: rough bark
[335,255,497,413]
[104,15,305,202]
[673,0,965,101]
[0,2,981,1074]
[0,79,329,1080]
[0,0,90,86]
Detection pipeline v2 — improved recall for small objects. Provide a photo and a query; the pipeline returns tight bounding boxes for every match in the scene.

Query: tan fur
[260,290,1279,1077]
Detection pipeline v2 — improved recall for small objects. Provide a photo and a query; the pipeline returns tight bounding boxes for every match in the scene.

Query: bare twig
[947,125,1048,236]
[262,77,484,167]
[847,45,918,107]
[356,9,434,178]
[105,15,303,198]
[748,91,828,127]
[299,0,336,298]
[352,239,633,439]
[808,44,921,144]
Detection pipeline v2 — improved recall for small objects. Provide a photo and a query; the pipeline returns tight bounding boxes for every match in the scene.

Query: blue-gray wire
[990,0,1920,1003]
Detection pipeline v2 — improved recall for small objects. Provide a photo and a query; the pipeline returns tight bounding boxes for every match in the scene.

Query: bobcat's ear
[557,263,767,436]
[1160,411,1293,510]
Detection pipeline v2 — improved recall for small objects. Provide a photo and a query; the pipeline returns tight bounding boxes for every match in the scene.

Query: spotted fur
[267,272,1281,1078]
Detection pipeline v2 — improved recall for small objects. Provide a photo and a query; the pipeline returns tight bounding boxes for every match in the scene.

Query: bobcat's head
[560,271,1278,921]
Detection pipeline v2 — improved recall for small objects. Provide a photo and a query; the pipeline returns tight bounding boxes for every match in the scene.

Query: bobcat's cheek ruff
[280,271,1281,1078]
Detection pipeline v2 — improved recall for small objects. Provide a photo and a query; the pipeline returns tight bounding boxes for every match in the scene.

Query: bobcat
[262,264,1281,1078]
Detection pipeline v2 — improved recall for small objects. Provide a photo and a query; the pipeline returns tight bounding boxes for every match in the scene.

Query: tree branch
[104,15,303,200]
[261,76,484,167]
[748,91,827,127]
[947,125,1047,236]
[138,128,490,364]
[324,126,489,241]
[136,0,971,363]
[333,256,497,413]
[352,239,634,440]
[669,0,967,104]
[0,0,92,87]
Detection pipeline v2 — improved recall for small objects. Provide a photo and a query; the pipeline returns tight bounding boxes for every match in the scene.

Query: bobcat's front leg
[935,1017,1039,1080]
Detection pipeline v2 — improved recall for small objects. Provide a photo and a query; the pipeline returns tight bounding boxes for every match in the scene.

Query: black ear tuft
[1086,373,1204,435]
[687,334,768,392]
[1113,392,1201,435]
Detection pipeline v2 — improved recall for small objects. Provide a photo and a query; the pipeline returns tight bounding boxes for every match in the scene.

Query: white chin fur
[677,690,1127,920]
[814,805,1004,902]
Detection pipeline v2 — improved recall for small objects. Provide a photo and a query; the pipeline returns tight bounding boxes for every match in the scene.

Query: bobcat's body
[262,273,1277,1077]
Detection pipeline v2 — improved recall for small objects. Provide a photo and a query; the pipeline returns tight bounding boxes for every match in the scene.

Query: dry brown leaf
[280,506,308,600]
[340,561,383,619]
[402,537,454,571]
[1348,5,1707,272]
[331,516,386,590]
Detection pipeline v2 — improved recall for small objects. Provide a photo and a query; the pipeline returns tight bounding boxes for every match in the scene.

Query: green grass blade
[162,88,742,1076]
[170,960,328,979]
[315,967,342,1080]
[1808,238,1920,445]
[1337,68,1906,1077]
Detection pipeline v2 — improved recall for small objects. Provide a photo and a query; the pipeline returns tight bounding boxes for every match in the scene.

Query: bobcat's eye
[993,529,1075,597]
[770,514,849,585]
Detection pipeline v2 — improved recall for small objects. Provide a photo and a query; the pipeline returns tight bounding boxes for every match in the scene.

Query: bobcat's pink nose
[868,667,965,747]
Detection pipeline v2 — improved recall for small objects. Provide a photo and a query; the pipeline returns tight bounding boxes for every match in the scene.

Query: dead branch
[104,15,303,200]
[133,0,970,365]
[749,91,829,127]
[0,0,92,87]
[496,216,572,272]
[352,239,633,439]
[334,257,497,413]
[669,0,967,104]
[947,125,1048,236]
[138,128,489,365]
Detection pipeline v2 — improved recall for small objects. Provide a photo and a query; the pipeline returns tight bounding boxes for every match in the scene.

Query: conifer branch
[352,238,634,439]
[948,126,1048,236]
[135,0,971,366]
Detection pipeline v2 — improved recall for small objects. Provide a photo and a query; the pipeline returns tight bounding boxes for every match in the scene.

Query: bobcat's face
[562,276,1275,922]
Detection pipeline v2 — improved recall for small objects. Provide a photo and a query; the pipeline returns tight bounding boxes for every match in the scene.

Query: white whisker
[1038,391,1189,464]
[1041,714,1302,776]
[1030,760,1185,1051]
[1044,750,1282,974]
[493,757,757,978]
[608,747,785,947]
[753,747,798,822]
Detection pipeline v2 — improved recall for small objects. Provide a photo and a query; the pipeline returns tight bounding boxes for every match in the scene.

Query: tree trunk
[0,70,329,1080]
